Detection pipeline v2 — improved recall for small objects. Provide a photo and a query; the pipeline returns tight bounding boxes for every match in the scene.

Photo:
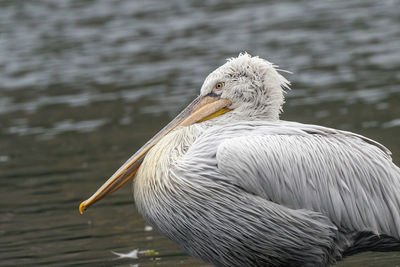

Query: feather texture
[134,120,400,266]
[133,53,400,266]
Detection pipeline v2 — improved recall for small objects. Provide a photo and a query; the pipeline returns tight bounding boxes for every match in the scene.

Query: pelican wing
[185,121,400,238]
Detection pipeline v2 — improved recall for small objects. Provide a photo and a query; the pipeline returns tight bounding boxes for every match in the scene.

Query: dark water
[1,0,400,266]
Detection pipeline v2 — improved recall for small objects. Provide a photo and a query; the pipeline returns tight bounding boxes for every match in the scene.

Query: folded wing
[185,121,400,238]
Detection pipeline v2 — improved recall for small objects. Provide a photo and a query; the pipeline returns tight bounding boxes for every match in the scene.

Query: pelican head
[79,53,290,212]
[200,52,290,120]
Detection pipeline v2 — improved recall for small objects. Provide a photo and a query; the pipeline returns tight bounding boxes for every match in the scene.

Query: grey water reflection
[1,0,399,266]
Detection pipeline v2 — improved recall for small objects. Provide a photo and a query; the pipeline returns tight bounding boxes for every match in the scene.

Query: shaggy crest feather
[200,52,290,120]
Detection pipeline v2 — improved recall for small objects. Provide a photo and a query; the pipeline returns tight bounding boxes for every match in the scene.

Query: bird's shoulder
[191,120,391,158]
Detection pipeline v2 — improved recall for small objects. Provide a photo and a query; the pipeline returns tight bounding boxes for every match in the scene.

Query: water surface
[1,0,400,266]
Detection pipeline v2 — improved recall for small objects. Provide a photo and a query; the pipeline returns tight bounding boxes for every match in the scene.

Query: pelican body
[80,53,400,266]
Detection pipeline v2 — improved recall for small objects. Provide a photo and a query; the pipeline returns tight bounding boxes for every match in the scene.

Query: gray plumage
[133,53,400,266]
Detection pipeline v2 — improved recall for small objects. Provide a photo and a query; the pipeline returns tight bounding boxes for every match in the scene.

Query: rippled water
[1,0,400,266]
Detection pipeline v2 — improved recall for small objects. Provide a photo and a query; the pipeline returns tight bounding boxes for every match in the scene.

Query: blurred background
[1,0,399,266]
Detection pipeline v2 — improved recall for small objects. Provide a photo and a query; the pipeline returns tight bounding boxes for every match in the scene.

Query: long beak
[79,94,231,213]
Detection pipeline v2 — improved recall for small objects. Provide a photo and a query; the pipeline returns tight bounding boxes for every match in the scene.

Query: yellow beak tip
[79,201,86,214]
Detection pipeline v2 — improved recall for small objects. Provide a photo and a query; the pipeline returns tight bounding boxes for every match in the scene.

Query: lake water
[1,0,400,266]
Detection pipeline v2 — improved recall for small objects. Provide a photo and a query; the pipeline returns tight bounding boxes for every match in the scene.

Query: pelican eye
[215,82,224,90]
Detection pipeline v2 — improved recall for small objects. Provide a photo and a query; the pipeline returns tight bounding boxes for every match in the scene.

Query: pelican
[79,53,400,266]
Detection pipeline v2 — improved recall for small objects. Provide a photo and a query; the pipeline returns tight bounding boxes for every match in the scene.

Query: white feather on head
[200,52,290,120]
